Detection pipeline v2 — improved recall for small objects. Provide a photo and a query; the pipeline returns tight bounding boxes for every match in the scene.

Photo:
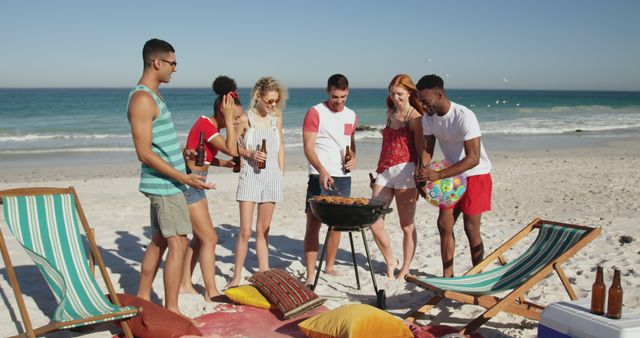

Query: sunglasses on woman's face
[262,97,280,105]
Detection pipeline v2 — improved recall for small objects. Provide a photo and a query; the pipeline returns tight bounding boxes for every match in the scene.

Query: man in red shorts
[415,74,492,277]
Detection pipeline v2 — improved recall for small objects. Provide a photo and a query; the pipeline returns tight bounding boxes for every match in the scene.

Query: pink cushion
[249,269,325,319]
[108,293,202,338]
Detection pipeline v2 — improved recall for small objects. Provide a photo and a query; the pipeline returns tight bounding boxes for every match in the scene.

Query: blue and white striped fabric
[2,193,137,329]
[415,223,586,295]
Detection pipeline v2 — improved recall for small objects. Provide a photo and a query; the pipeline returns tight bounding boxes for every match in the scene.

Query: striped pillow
[249,269,325,319]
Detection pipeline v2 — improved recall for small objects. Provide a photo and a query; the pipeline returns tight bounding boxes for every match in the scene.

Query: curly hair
[386,74,425,115]
[249,76,288,115]
[212,75,241,116]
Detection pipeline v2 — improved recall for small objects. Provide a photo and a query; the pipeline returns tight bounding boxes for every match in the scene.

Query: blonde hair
[249,76,288,116]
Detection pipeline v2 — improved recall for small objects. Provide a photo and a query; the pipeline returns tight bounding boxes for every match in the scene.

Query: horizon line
[1,87,639,93]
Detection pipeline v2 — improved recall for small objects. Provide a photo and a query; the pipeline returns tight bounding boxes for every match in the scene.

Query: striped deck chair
[0,187,141,338]
[405,218,600,334]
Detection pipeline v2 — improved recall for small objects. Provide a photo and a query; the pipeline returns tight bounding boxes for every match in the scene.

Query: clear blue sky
[1,0,639,90]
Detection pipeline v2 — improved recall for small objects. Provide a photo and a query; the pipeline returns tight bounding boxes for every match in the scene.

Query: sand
[1,138,639,338]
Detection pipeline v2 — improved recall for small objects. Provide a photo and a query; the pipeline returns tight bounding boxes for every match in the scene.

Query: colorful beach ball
[422,160,467,208]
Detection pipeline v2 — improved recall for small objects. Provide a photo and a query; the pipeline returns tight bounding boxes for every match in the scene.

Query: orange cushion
[108,293,202,338]
[298,304,413,338]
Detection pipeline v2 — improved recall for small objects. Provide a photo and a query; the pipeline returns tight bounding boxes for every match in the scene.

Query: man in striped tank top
[127,39,214,318]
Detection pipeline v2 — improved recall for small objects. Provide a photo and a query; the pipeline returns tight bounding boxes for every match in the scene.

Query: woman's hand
[250,150,267,162]
[220,93,235,120]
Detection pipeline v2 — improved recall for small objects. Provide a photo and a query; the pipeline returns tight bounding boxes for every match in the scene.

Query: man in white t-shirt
[302,74,358,286]
[415,74,493,278]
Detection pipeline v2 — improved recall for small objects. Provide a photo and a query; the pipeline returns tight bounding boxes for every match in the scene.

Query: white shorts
[375,162,416,189]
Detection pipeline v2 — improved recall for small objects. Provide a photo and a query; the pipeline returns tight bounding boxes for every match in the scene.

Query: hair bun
[212,76,237,95]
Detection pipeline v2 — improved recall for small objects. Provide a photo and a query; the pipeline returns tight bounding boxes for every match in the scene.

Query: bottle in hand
[607,268,623,319]
[195,131,206,166]
[590,265,606,315]
[258,139,267,169]
[232,143,241,173]
[343,146,351,173]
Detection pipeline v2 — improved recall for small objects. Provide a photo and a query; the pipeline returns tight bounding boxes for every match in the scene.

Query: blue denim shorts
[305,174,351,213]
[183,170,208,205]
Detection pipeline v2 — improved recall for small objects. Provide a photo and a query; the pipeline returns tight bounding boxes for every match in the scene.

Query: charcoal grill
[308,197,392,309]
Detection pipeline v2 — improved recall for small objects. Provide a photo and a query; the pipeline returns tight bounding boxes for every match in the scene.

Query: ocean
[1,88,639,162]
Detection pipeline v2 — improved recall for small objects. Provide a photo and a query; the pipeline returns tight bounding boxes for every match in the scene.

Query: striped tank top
[128,85,187,196]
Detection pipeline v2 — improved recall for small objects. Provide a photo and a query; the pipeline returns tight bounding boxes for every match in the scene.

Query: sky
[1,0,639,91]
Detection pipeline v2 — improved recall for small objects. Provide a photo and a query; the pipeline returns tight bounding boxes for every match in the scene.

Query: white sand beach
[1,138,639,338]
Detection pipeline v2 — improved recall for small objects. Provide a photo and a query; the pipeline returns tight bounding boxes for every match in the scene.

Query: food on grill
[314,195,369,206]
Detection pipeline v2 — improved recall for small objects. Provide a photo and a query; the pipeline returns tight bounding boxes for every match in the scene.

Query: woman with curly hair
[225,76,286,288]
[180,76,243,301]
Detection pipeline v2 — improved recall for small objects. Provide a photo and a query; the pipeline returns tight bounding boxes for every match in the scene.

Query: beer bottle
[232,143,241,173]
[195,131,206,166]
[343,146,351,173]
[258,139,267,169]
[607,268,623,319]
[590,265,606,315]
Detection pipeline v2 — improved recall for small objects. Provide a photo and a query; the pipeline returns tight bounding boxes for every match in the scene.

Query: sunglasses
[160,59,177,67]
[262,97,280,105]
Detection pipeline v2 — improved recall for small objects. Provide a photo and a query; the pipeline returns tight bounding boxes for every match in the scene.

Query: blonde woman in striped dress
[226,77,286,288]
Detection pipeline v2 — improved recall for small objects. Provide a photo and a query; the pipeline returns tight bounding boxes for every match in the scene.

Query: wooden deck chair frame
[0,187,140,338]
[405,218,601,334]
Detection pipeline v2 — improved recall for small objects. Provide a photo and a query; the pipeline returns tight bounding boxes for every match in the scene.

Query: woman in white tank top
[226,77,287,288]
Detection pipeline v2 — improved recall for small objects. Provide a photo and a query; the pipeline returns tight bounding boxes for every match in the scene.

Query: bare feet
[395,268,410,280]
[386,259,399,279]
[179,284,199,295]
[224,279,240,290]
[305,273,316,285]
[324,268,342,276]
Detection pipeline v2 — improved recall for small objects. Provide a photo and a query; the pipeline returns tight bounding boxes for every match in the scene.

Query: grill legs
[312,225,379,296]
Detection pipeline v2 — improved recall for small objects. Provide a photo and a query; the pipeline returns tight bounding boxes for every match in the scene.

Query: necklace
[394,106,412,123]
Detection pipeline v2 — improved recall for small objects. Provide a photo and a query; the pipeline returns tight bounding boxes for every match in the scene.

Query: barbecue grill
[308,197,392,309]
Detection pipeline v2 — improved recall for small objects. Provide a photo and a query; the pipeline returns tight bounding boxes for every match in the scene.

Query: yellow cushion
[224,285,275,310]
[298,304,413,338]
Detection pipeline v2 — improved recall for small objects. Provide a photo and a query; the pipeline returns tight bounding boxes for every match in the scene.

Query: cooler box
[539,299,640,338]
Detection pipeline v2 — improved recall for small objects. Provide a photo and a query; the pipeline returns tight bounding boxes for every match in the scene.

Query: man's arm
[409,114,424,162]
[128,92,214,189]
[423,137,481,181]
[303,130,333,190]
[416,134,436,182]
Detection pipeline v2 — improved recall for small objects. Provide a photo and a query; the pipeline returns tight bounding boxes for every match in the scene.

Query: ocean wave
[482,120,640,135]
[0,133,131,142]
[495,105,640,115]
[0,147,135,155]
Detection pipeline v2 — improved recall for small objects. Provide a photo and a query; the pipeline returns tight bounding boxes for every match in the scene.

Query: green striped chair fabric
[415,223,586,295]
[2,193,137,329]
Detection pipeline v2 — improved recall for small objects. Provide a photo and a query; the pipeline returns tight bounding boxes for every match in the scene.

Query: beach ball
[422,160,467,208]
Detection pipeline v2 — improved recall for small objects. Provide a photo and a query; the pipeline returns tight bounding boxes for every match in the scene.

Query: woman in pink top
[370,74,425,279]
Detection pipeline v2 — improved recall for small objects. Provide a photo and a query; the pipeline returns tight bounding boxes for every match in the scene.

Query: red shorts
[441,173,492,215]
